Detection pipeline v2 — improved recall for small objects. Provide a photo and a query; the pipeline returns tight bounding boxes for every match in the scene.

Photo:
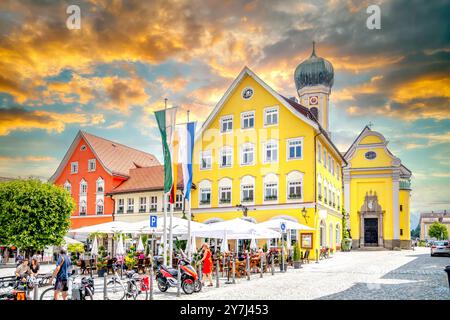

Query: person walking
[51,249,71,300]
[198,243,213,287]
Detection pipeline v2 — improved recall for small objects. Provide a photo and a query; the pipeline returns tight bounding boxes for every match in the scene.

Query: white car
[430,240,450,257]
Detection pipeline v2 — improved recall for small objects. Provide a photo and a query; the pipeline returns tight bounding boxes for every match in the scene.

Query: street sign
[280,222,287,234]
[150,215,158,228]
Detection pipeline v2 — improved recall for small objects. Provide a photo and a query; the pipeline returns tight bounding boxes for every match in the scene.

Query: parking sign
[150,215,157,228]
[280,222,287,233]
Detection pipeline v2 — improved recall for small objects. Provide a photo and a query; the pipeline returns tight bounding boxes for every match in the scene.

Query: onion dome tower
[294,42,334,132]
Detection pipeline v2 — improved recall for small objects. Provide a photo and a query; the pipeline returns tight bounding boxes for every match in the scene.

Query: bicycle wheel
[133,281,148,301]
[40,287,55,300]
[105,278,125,300]
[82,287,94,300]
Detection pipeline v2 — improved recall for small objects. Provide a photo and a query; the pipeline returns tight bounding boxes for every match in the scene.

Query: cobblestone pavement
[1,247,449,299]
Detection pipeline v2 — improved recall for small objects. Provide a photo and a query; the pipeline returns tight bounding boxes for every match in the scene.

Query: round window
[365,151,377,160]
[242,87,254,100]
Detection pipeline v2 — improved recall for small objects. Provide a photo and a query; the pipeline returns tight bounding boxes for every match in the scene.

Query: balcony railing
[139,208,146,213]
[127,209,134,213]
[96,211,103,215]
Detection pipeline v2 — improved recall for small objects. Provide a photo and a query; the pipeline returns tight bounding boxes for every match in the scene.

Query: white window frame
[199,188,211,206]
[220,115,233,133]
[287,180,303,201]
[117,199,124,213]
[286,137,303,161]
[127,198,134,213]
[139,197,147,213]
[331,159,335,175]
[219,146,233,168]
[318,144,322,163]
[264,140,278,163]
[88,159,96,172]
[64,181,71,194]
[96,178,104,194]
[328,155,332,172]
[323,150,327,168]
[264,182,278,202]
[200,150,212,170]
[219,186,232,205]
[241,184,254,204]
[79,200,87,216]
[240,143,255,166]
[264,106,278,127]
[70,162,78,174]
[96,199,104,215]
[80,180,87,195]
[240,111,255,130]
[150,196,158,212]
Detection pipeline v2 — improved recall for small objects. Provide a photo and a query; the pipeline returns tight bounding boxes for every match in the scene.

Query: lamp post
[301,207,310,223]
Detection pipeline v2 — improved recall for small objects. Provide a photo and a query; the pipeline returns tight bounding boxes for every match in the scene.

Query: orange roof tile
[108,164,184,194]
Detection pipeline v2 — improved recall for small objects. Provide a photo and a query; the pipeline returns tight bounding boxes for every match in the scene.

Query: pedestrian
[51,249,72,300]
[198,243,213,287]
[30,257,40,277]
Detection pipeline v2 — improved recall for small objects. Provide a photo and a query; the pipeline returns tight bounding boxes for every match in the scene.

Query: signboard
[301,233,313,249]
[150,215,158,228]
[280,222,287,234]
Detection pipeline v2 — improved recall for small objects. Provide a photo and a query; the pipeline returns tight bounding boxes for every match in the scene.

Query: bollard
[103,274,108,300]
[215,258,220,288]
[33,283,39,300]
[222,255,226,278]
[177,263,181,297]
[271,253,275,275]
[232,255,236,284]
[281,249,285,272]
[246,254,250,281]
[316,249,319,263]
[149,263,154,300]
[260,255,263,278]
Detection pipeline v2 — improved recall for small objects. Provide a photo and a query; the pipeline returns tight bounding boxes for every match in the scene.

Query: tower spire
[311,41,316,57]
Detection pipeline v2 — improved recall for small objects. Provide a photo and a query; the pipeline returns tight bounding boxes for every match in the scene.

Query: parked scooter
[154,251,201,294]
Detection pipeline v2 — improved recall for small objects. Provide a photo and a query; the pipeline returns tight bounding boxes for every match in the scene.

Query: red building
[50,131,160,229]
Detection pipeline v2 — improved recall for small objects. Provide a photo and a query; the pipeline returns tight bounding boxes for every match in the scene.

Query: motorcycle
[154,251,202,294]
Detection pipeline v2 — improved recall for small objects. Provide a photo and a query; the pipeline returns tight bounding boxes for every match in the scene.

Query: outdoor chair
[301,250,310,264]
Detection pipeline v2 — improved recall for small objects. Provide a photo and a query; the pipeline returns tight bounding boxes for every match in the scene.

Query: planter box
[341,238,352,252]
[293,261,302,269]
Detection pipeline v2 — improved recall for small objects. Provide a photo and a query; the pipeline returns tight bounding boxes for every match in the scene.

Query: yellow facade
[191,67,345,259]
[343,127,412,249]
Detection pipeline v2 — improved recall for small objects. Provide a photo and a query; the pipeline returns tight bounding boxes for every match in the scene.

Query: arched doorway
[358,191,384,247]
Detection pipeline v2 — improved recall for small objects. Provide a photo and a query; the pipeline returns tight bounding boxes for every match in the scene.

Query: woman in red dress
[199,243,213,287]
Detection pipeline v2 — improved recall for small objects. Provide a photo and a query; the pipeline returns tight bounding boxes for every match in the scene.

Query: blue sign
[280,222,286,233]
[150,215,158,228]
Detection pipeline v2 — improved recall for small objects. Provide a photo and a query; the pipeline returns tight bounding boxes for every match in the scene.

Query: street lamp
[301,207,309,223]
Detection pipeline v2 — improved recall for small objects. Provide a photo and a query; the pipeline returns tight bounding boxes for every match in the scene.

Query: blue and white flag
[177,121,196,200]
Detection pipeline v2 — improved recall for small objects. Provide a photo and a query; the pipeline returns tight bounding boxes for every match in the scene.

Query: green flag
[155,108,177,193]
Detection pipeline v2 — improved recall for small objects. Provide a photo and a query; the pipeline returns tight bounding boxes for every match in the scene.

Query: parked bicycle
[40,270,94,300]
[105,262,149,300]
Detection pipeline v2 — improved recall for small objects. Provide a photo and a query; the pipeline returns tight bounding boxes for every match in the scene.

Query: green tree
[427,222,448,240]
[410,223,420,238]
[0,179,74,257]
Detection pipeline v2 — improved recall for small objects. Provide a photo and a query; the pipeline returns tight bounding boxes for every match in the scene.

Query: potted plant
[125,255,137,271]
[293,243,301,269]
[96,257,107,277]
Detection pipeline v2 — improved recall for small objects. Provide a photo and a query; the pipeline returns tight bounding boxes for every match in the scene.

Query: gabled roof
[49,131,160,182]
[107,164,184,195]
[195,66,346,163]
[343,126,371,158]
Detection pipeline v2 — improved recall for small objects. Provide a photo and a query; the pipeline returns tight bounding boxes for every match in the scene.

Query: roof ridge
[81,130,156,158]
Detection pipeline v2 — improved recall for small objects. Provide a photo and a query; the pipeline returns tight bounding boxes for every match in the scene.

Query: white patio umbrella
[91,236,99,257]
[63,236,83,245]
[190,236,197,254]
[136,236,145,252]
[250,233,258,250]
[116,234,125,256]
[258,218,314,231]
[69,221,134,234]
[220,232,229,253]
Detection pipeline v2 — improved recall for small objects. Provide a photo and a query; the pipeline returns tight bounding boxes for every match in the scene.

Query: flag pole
[187,110,192,260]
[163,98,168,266]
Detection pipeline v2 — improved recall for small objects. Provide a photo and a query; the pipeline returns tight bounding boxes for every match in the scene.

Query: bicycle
[40,270,94,300]
[105,263,149,300]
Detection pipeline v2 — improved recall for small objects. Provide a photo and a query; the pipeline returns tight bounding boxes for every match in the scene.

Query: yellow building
[343,126,412,249]
[190,43,412,254]
[191,45,346,259]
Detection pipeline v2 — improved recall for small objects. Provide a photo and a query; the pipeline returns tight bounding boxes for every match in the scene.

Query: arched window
[64,181,71,194]
[320,220,326,247]
[80,179,87,195]
[218,178,232,205]
[79,200,87,216]
[240,175,255,203]
[96,199,104,215]
[336,223,341,245]
[96,177,104,193]
[199,180,212,206]
[263,173,278,202]
[286,171,303,201]
[329,223,334,248]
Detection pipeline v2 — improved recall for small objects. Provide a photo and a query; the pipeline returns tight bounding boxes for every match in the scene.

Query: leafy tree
[0,179,75,257]
[410,223,420,238]
[428,222,448,240]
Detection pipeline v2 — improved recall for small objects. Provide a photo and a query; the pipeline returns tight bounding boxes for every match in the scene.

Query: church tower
[294,42,334,133]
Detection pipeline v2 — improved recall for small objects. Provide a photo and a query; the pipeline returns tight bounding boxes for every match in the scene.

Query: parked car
[430,240,450,257]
